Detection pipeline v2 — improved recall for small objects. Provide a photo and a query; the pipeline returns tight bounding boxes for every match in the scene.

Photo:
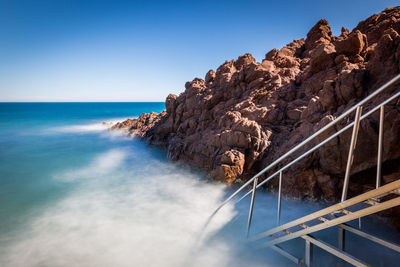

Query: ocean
[0,102,399,266]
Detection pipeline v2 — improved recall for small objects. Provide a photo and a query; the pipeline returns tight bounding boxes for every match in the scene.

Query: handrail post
[247,177,258,237]
[342,106,363,202]
[376,105,384,188]
[305,239,313,267]
[277,171,282,225]
[338,227,345,251]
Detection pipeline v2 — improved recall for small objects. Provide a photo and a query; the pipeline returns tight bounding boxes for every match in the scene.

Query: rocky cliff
[113,7,400,203]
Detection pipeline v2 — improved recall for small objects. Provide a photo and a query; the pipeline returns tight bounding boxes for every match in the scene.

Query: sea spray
[0,148,251,267]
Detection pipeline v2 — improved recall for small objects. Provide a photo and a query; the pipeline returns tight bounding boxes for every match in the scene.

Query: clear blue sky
[0,0,398,102]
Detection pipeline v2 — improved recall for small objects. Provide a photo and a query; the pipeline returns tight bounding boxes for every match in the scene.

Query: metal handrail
[252,179,400,242]
[211,74,400,227]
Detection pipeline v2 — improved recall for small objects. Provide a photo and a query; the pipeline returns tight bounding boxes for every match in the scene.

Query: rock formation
[112,7,400,205]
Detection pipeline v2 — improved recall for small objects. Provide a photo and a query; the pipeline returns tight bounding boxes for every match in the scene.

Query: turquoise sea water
[0,103,164,234]
[0,103,399,267]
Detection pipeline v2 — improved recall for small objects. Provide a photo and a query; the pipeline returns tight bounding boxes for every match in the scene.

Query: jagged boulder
[335,30,367,56]
[305,19,334,50]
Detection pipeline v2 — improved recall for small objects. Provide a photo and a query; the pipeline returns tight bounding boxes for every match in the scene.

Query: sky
[0,0,399,102]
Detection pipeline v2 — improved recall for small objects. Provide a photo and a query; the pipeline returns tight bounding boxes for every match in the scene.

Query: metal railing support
[302,235,368,267]
[338,227,345,251]
[252,179,400,242]
[246,177,258,237]
[338,223,400,253]
[376,105,384,188]
[264,196,400,246]
[277,171,282,225]
[305,240,313,267]
[271,245,301,265]
[342,106,363,202]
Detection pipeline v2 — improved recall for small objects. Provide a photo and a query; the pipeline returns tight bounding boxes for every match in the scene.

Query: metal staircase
[210,74,400,266]
[255,180,400,246]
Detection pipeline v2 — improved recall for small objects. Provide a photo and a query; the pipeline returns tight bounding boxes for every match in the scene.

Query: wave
[1,147,396,266]
[54,148,128,182]
[48,117,133,134]
[0,149,256,267]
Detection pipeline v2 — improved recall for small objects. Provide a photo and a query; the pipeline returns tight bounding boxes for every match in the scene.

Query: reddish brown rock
[355,7,400,45]
[165,94,177,114]
[205,69,216,84]
[111,111,165,138]
[305,19,334,50]
[111,7,400,214]
[335,30,367,56]
[213,149,246,184]
[309,43,336,73]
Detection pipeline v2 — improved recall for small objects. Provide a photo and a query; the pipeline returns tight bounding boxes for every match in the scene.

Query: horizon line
[0,101,166,103]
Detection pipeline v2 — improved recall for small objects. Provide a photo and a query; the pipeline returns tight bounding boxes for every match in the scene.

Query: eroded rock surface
[113,7,400,205]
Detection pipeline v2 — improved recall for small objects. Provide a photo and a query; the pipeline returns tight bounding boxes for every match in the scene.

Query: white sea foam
[55,149,128,182]
[2,148,397,266]
[48,117,133,134]
[55,123,110,133]
[1,149,267,267]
